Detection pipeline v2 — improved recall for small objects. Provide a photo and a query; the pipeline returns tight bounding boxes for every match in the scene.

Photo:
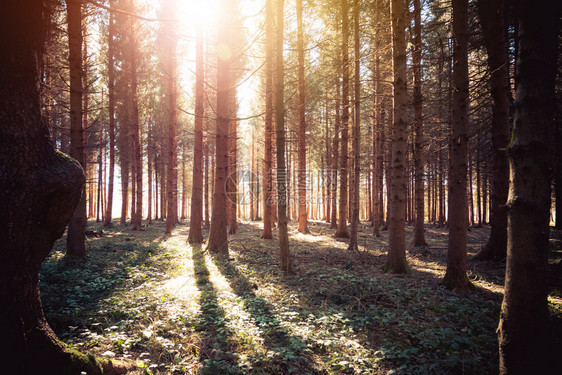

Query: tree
[188,23,205,244]
[207,0,233,254]
[411,0,427,247]
[497,0,558,372]
[441,0,472,291]
[276,0,292,274]
[164,0,178,234]
[128,0,142,231]
[296,0,310,234]
[103,5,116,227]
[66,0,87,259]
[335,0,350,239]
[348,0,361,250]
[384,0,409,273]
[473,0,510,261]
[0,1,96,372]
[262,0,274,240]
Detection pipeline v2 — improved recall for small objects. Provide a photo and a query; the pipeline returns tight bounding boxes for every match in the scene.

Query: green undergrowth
[40,220,561,374]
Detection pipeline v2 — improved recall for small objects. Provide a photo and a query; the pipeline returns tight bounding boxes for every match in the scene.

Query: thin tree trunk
[147,120,153,224]
[296,0,309,233]
[474,0,510,260]
[412,0,427,246]
[165,0,178,234]
[262,0,274,239]
[228,99,238,234]
[275,0,292,274]
[204,137,210,227]
[336,0,350,238]
[441,0,472,291]
[130,9,142,231]
[208,0,233,253]
[189,24,205,243]
[348,0,361,250]
[66,0,86,259]
[384,0,409,273]
[104,8,115,227]
[331,76,340,229]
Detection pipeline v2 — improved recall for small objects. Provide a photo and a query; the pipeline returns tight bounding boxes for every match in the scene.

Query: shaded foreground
[41,220,562,374]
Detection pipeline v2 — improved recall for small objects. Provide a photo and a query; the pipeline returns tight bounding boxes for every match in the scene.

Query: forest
[0,0,561,374]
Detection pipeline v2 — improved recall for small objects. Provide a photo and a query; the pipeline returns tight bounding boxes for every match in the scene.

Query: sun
[176,0,221,29]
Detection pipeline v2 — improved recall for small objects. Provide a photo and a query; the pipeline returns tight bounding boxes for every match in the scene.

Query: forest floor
[41,219,562,375]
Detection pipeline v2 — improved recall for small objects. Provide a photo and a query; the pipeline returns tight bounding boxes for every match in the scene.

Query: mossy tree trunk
[0,1,104,372]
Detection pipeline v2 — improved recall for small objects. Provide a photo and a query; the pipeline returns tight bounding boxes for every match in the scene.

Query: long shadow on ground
[212,253,324,374]
[191,245,242,374]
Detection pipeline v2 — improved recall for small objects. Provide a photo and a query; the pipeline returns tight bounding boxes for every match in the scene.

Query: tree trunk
[208,0,233,254]
[331,76,341,229]
[441,0,472,292]
[0,1,95,372]
[262,0,274,239]
[275,0,292,274]
[66,0,86,259]
[104,7,116,227]
[412,0,427,247]
[189,24,205,244]
[372,16,382,237]
[498,1,557,372]
[147,119,153,224]
[228,106,239,234]
[384,0,409,273]
[296,0,309,233]
[474,0,510,261]
[348,0,361,250]
[204,137,210,227]
[164,0,178,234]
[336,0,350,238]
[129,8,142,231]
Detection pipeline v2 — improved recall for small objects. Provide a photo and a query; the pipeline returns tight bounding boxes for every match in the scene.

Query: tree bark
[208,0,233,254]
[331,75,341,229]
[66,0,87,259]
[336,0,350,238]
[189,24,205,244]
[412,0,427,247]
[384,0,409,273]
[498,1,558,372]
[0,1,94,372]
[129,4,142,231]
[262,0,274,239]
[441,0,473,291]
[474,0,510,261]
[296,0,309,233]
[348,0,361,250]
[275,0,292,274]
[164,0,178,234]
